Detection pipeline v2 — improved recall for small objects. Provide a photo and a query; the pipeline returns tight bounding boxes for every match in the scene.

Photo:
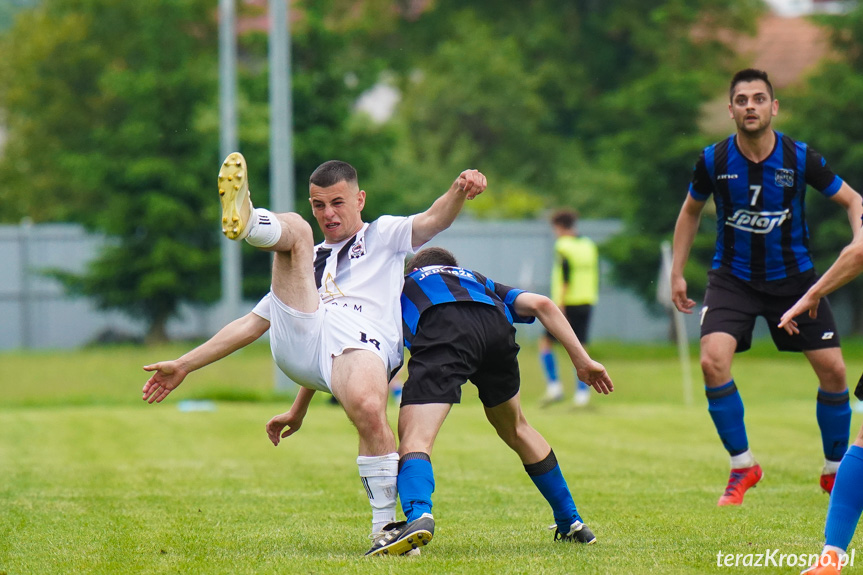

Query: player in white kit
[141,154,487,554]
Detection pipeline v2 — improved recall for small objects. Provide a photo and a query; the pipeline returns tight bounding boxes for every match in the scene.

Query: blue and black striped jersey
[689,131,843,282]
[401,265,535,349]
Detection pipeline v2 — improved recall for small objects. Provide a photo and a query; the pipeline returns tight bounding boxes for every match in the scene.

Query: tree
[0,0,221,342]
[0,0,771,340]
[222,0,403,297]
[780,4,863,332]
[0,0,406,340]
[357,0,762,306]
[0,0,38,32]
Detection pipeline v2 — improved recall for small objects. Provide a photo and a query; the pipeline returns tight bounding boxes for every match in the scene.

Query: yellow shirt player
[540,209,599,407]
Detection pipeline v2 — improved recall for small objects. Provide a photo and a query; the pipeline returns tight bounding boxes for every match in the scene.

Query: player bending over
[361,247,614,556]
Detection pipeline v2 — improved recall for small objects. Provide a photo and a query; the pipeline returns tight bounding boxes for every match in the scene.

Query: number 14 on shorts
[359,331,381,350]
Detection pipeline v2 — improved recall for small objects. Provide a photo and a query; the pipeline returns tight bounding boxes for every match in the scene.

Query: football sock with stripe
[525,450,581,533]
[816,389,851,463]
[577,379,589,392]
[825,445,863,551]
[540,350,558,384]
[245,208,282,248]
[398,452,435,523]
[706,380,749,457]
[356,453,399,533]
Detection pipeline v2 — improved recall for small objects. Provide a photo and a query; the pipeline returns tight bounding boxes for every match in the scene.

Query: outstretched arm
[410,169,487,248]
[142,312,270,404]
[780,184,863,335]
[670,194,706,314]
[513,292,613,394]
[266,387,316,446]
[779,234,863,334]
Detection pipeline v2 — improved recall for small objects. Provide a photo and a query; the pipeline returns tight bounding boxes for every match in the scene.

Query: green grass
[2,338,863,574]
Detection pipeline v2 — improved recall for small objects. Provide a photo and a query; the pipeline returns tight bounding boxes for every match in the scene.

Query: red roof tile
[736,13,831,88]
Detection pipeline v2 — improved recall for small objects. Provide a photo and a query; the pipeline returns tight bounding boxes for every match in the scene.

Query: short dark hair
[309,160,358,188]
[729,68,774,101]
[407,247,459,271]
[550,208,578,230]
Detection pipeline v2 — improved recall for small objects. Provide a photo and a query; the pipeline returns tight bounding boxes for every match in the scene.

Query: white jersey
[312,215,415,355]
[250,215,415,390]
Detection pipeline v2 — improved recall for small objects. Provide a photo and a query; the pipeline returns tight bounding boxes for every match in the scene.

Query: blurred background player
[366,247,613,556]
[780,232,863,575]
[539,208,599,407]
[671,68,863,506]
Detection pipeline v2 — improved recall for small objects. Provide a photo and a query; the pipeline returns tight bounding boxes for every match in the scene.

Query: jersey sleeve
[492,280,535,325]
[373,215,416,256]
[804,147,843,197]
[688,151,713,201]
[251,292,272,321]
[556,244,571,285]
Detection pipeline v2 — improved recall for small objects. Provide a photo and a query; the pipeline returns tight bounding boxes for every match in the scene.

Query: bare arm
[670,194,706,314]
[266,386,316,446]
[779,234,863,334]
[142,312,270,404]
[780,183,863,334]
[513,292,613,394]
[830,182,863,241]
[411,169,487,248]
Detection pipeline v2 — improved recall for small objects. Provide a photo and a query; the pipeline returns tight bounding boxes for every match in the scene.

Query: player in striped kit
[364,247,614,556]
[670,68,863,506]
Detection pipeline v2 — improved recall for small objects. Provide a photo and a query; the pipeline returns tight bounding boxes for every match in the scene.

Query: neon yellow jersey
[550,235,598,306]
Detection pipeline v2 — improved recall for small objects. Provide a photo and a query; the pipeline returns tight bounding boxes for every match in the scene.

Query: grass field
[2,338,863,574]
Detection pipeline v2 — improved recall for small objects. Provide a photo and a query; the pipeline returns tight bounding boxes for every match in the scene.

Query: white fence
[0,219,699,350]
[0,223,220,349]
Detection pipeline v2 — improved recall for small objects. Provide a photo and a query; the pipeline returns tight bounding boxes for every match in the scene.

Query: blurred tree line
[2,0,863,341]
[781,7,863,330]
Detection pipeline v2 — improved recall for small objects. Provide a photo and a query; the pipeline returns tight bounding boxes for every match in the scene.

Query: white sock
[824,544,847,557]
[357,453,399,533]
[730,450,756,469]
[546,382,562,396]
[244,208,282,248]
[824,459,841,474]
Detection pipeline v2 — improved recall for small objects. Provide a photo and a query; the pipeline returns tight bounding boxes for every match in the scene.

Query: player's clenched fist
[456,169,487,200]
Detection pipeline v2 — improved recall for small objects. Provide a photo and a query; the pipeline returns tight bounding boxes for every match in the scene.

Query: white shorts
[267,293,397,393]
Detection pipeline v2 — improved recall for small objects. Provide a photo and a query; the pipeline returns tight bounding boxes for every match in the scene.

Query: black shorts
[701,267,840,353]
[401,302,521,408]
[545,304,592,343]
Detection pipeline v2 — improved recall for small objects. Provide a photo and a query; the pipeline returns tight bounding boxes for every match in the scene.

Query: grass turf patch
[1,339,862,573]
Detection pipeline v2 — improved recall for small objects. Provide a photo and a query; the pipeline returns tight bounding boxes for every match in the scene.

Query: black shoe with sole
[365,514,434,557]
[552,520,596,544]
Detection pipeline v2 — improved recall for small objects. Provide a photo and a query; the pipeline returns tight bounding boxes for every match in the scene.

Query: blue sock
[817,389,851,462]
[525,450,580,533]
[706,380,749,456]
[541,350,558,383]
[577,379,589,392]
[398,453,434,523]
[825,445,863,550]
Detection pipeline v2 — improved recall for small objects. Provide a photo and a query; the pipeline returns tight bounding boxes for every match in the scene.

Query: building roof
[700,11,833,135]
[737,13,831,89]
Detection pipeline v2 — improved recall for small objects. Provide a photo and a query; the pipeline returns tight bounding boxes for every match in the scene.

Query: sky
[765,0,850,16]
